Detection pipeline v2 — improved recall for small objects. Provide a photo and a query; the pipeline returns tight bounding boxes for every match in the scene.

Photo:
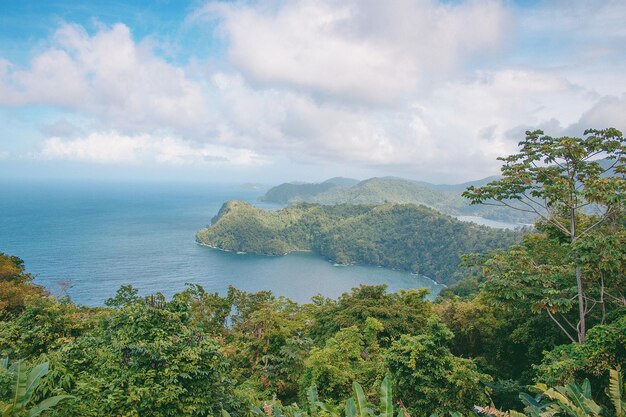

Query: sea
[0,180,445,306]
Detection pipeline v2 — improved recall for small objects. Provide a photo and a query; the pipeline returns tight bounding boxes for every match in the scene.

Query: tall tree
[463,128,625,343]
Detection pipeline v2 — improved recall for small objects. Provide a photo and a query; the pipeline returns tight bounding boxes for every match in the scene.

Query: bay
[0,180,443,306]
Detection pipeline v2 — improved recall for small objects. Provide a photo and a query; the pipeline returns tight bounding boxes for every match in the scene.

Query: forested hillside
[197,201,520,285]
[261,177,536,223]
[2,128,624,417]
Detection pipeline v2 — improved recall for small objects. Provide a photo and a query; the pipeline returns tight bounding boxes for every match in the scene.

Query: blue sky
[1,0,625,184]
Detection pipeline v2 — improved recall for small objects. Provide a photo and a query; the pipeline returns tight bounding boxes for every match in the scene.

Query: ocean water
[0,180,443,306]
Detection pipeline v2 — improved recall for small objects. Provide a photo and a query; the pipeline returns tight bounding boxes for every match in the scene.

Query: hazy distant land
[260,176,536,224]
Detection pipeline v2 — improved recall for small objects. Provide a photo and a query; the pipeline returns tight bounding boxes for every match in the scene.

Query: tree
[463,128,626,343]
[535,314,626,391]
[40,297,235,417]
[300,319,385,403]
[384,318,491,416]
[0,253,47,319]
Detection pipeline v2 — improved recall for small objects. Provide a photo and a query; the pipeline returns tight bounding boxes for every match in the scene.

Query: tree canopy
[463,128,626,343]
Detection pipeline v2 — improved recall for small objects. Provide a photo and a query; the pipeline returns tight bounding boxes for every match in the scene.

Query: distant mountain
[413,176,501,193]
[261,176,535,224]
[322,177,361,187]
[260,177,359,204]
[260,182,338,204]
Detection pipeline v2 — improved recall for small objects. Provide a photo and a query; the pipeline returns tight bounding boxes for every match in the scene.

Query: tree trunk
[576,266,585,343]
[571,203,586,343]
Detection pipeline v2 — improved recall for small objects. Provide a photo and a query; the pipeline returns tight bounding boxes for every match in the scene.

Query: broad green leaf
[24,362,49,403]
[12,361,28,406]
[581,379,591,399]
[352,381,368,417]
[307,385,319,416]
[380,375,393,417]
[26,395,73,417]
[345,398,356,417]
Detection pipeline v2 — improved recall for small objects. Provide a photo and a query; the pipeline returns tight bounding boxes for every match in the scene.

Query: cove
[0,180,443,306]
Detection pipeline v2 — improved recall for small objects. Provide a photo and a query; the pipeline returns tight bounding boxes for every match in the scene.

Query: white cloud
[0,23,213,135]
[38,132,266,166]
[212,73,430,167]
[208,67,621,180]
[2,1,626,182]
[564,94,626,135]
[197,0,509,104]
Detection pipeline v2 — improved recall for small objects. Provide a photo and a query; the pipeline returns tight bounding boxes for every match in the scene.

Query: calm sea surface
[0,180,443,306]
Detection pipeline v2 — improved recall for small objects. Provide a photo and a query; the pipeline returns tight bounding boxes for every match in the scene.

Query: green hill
[196,201,520,285]
[260,177,359,204]
[261,176,535,223]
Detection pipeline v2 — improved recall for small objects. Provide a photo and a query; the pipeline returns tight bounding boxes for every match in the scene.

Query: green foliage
[519,375,617,417]
[197,201,519,285]
[2,252,625,416]
[0,253,47,320]
[517,369,626,417]
[463,128,626,343]
[300,323,384,403]
[384,318,491,416]
[379,375,393,417]
[463,129,626,220]
[261,181,342,204]
[535,314,626,390]
[0,297,95,359]
[37,293,237,417]
[224,287,308,403]
[308,285,433,346]
[0,359,72,417]
[169,283,232,334]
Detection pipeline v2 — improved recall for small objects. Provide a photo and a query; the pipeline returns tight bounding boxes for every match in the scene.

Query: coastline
[196,239,444,288]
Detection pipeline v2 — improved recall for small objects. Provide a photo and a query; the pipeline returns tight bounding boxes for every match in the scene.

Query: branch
[581,150,604,162]
[559,314,578,332]
[479,201,537,214]
[600,158,620,174]
[521,191,549,212]
[574,201,592,210]
[584,299,597,315]
[603,291,626,304]
[575,209,613,241]
[509,198,570,235]
[546,309,577,343]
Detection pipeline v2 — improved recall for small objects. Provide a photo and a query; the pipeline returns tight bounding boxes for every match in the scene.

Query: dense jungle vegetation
[196,201,520,285]
[1,128,625,417]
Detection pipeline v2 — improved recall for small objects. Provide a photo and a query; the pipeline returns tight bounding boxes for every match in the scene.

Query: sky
[0,0,625,184]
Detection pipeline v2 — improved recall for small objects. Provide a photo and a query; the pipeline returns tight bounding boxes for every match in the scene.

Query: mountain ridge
[260,176,534,224]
